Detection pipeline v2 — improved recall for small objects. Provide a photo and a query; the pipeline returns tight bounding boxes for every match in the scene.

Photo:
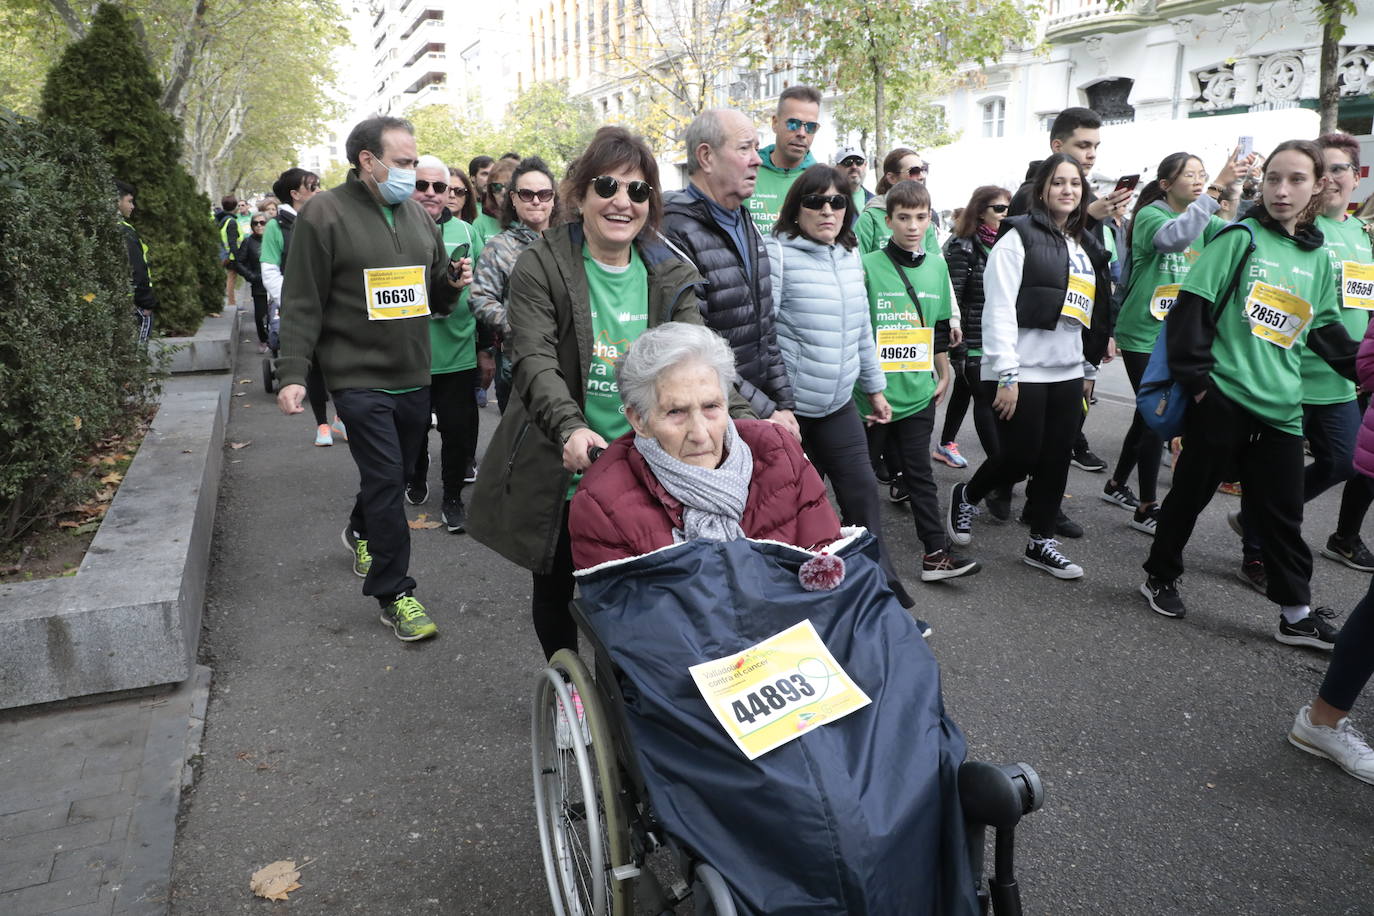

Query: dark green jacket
[277,170,459,390]
[468,222,750,573]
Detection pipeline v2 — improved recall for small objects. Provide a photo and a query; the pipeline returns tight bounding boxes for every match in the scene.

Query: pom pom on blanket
[799,551,845,591]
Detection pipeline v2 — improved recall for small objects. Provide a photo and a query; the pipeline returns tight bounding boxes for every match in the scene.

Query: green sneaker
[341,526,371,578]
[379,594,438,641]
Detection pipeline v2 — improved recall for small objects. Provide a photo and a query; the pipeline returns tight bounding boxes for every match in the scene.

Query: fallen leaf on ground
[408,514,442,530]
[81,293,96,302]
[229,441,252,450]
[100,472,123,485]
[250,860,302,901]
[233,392,246,397]
[238,378,252,384]
[58,520,81,529]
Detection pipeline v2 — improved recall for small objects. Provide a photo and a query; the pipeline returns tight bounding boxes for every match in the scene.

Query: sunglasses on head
[988,203,1008,213]
[414,179,448,194]
[800,193,848,211]
[514,187,555,203]
[591,175,652,203]
[784,117,820,134]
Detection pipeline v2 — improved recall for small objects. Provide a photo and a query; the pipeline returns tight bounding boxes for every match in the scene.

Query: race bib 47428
[1244,280,1312,350]
[363,265,429,320]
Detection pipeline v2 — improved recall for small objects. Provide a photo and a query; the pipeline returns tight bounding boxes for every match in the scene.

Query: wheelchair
[533,600,1045,916]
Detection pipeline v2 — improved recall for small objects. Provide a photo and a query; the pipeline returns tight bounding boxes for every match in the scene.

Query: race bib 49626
[876,326,933,373]
[363,265,429,320]
[1244,280,1312,350]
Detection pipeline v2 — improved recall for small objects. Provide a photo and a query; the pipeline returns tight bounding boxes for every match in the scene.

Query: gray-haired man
[661,109,799,438]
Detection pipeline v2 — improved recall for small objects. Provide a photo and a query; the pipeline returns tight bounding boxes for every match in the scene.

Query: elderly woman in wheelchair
[532,322,1041,916]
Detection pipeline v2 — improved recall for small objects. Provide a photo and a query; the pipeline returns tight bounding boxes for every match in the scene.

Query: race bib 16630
[363,265,429,320]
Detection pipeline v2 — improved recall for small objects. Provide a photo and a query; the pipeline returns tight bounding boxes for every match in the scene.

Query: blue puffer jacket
[766,233,885,418]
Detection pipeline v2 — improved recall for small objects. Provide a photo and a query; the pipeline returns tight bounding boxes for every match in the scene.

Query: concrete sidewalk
[0,667,210,915]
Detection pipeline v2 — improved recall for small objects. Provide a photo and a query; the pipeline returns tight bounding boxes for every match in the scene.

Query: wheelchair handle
[959,761,1044,830]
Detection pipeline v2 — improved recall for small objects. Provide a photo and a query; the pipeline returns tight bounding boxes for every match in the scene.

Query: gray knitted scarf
[633,421,753,543]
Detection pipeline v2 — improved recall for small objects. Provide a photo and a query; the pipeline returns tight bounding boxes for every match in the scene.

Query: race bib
[363,265,429,320]
[1244,280,1312,350]
[1062,273,1094,327]
[688,618,872,761]
[1149,283,1182,321]
[876,326,934,373]
[1341,261,1374,311]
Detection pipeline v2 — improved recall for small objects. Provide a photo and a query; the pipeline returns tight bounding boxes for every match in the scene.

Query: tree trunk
[1318,2,1342,134]
[873,68,886,162]
[161,0,211,117]
[44,0,85,38]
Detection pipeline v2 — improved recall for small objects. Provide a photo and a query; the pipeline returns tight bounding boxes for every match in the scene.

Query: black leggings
[1111,349,1163,503]
[251,291,269,344]
[306,361,329,426]
[1320,573,1374,712]
[939,345,971,447]
[531,506,577,661]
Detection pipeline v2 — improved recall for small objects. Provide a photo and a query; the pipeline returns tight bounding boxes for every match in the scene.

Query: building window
[1085,78,1135,124]
[981,97,1005,137]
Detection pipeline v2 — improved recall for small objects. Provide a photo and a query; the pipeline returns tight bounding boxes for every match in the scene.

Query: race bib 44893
[363,265,429,320]
[1244,280,1312,350]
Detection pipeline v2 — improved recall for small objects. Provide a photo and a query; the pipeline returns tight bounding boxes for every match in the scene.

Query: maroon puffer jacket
[1355,320,1374,479]
[570,419,841,570]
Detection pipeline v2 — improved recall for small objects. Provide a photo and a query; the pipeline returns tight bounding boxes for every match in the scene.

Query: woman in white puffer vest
[765,164,918,615]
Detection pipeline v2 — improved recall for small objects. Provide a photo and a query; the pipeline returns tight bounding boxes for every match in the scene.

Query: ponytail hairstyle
[876,147,919,195]
[1250,139,1326,232]
[1029,153,1091,243]
[1125,152,1201,251]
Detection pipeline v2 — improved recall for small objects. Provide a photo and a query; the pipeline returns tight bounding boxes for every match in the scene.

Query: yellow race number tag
[876,326,934,373]
[688,619,872,761]
[1244,280,1312,350]
[363,265,429,321]
[1341,261,1374,311]
[1149,283,1182,321]
[1062,273,1094,327]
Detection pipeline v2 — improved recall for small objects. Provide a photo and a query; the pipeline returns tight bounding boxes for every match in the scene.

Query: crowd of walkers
[192,92,1374,792]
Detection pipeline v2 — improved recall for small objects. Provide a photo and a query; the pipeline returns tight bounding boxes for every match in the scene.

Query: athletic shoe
[441,496,467,534]
[1100,480,1140,510]
[1071,447,1107,472]
[342,526,371,578]
[1289,705,1374,785]
[921,548,981,581]
[314,424,333,447]
[1140,576,1185,618]
[257,341,269,354]
[1226,510,1244,538]
[1218,481,1242,496]
[888,480,910,505]
[1276,607,1340,650]
[1129,503,1160,535]
[873,469,894,486]
[1020,508,1083,539]
[985,487,1012,522]
[379,594,438,641]
[916,618,933,639]
[463,463,478,484]
[932,442,969,469]
[475,386,488,408]
[1237,559,1267,594]
[1321,534,1374,573]
[556,686,590,749]
[1023,537,1083,579]
[405,480,429,506]
[947,482,977,546]
[329,415,348,442]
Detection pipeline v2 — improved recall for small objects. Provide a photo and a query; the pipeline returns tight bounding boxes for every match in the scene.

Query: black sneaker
[1071,448,1107,472]
[463,463,478,484]
[405,480,429,506]
[1020,508,1083,539]
[1128,503,1160,535]
[1237,559,1267,594]
[947,482,977,546]
[874,468,894,486]
[888,477,910,504]
[1023,537,1083,579]
[1140,576,1185,618]
[1276,607,1340,650]
[441,496,467,534]
[921,548,981,581]
[1100,480,1140,510]
[1321,535,1374,573]
[985,486,1012,522]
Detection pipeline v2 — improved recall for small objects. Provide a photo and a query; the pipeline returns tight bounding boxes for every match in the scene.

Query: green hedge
[0,109,154,544]
[40,3,220,336]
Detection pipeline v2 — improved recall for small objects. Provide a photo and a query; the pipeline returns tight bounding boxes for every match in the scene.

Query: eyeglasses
[987,203,1009,213]
[450,186,468,197]
[591,175,652,203]
[839,156,864,167]
[304,183,319,192]
[907,164,929,177]
[514,187,555,203]
[784,118,820,135]
[1329,163,1357,175]
[487,182,506,195]
[800,193,848,211]
[414,179,448,194]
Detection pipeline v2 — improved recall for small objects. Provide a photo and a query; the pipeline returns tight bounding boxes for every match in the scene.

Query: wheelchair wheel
[261,355,276,394]
[692,864,737,916]
[532,650,634,916]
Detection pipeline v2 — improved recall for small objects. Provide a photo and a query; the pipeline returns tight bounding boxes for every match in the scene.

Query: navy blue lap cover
[575,532,980,916]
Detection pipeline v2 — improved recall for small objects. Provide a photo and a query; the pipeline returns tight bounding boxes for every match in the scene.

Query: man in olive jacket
[276,115,471,642]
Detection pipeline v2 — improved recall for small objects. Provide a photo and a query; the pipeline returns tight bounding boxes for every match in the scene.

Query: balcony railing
[1044,0,1155,41]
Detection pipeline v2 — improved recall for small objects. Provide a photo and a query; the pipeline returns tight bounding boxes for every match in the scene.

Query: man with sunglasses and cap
[662,109,801,439]
[835,146,874,212]
[748,84,823,232]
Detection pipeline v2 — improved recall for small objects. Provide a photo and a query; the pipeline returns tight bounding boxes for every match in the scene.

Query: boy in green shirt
[858,180,979,581]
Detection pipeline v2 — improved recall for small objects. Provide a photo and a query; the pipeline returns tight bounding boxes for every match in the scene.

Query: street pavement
[169,332,1374,915]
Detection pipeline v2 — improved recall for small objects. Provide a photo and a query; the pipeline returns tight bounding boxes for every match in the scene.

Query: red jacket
[570,419,841,569]
[1355,318,1374,479]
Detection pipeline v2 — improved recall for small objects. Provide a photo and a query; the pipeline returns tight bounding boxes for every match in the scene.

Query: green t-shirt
[1181,218,1342,435]
[1300,213,1374,405]
[261,217,284,266]
[854,204,940,257]
[745,154,807,234]
[429,218,480,374]
[473,211,502,241]
[1115,205,1229,353]
[236,213,252,236]
[855,248,952,420]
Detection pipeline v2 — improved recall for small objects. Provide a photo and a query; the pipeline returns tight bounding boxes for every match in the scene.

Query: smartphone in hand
[1114,174,1141,194]
[1237,135,1253,158]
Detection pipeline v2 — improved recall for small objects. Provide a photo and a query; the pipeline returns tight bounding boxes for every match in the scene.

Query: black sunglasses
[514,187,555,203]
[784,117,821,134]
[450,186,468,197]
[800,193,848,211]
[414,179,447,194]
[251,219,267,226]
[988,203,1009,213]
[487,182,506,195]
[839,156,865,167]
[591,175,652,203]
[907,164,929,177]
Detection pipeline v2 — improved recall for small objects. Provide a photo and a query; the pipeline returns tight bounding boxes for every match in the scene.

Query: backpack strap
[1209,222,1257,321]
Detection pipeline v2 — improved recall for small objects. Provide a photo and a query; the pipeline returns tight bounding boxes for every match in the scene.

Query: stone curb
[150,310,239,374]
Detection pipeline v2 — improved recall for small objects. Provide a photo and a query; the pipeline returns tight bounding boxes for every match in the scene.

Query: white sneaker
[1288,704,1374,785]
